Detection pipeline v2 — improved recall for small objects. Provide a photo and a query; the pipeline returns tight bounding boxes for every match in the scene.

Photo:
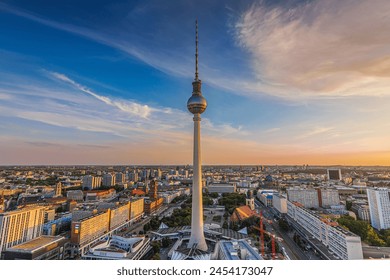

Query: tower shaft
[188,113,207,251]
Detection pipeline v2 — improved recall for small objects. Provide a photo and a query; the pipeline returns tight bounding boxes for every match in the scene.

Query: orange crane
[254,211,283,259]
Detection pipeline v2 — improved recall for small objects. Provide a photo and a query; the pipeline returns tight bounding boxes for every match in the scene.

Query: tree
[338,215,386,246]
[151,241,161,254]
[162,237,173,248]
[278,219,290,232]
[345,201,352,211]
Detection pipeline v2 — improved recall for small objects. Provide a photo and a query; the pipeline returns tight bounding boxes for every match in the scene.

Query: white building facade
[367,188,390,230]
[287,187,319,208]
[287,201,363,260]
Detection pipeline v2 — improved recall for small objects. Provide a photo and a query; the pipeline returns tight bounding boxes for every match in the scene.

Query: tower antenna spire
[195,19,199,81]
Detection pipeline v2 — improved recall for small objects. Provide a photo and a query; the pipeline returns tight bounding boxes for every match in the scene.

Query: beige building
[71,211,110,247]
[109,202,130,230]
[130,197,144,220]
[0,206,45,255]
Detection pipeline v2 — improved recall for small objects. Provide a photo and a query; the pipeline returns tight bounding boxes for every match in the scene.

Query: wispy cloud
[235,0,390,99]
[49,72,152,118]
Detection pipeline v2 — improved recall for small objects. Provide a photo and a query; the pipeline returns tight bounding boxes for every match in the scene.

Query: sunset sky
[0,0,389,165]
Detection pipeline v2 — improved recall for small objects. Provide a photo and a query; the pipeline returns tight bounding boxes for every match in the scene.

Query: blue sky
[1,0,390,165]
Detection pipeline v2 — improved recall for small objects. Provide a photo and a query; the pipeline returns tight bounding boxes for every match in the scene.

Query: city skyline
[1,0,390,165]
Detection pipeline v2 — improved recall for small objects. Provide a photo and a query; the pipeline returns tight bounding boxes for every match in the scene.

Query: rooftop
[6,235,65,253]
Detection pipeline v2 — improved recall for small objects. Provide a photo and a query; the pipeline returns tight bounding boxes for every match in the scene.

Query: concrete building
[161,190,181,204]
[82,235,150,260]
[257,190,275,207]
[67,190,84,202]
[71,211,110,247]
[130,197,144,221]
[144,197,163,215]
[287,201,363,260]
[273,194,288,214]
[351,204,370,221]
[82,175,101,190]
[2,235,68,260]
[287,187,319,208]
[44,208,56,222]
[109,202,130,230]
[327,168,342,181]
[318,188,340,208]
[208,184,236,194]
[84,189,116,201]
[219,239,262,260]
[367,188,390,230]
[102,173,116,187]
[0,206,45,255]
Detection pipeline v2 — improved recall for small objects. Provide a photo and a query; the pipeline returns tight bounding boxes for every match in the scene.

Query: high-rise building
[115,172,125,184]
[128,170,138,182]
[102,173,116,187]
[186,20,208,252]
[55,182,62,197]
[0,207,45,255]
[82,175,102,190]
[367,188,390,230]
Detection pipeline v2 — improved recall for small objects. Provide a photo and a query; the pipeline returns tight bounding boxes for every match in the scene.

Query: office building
[208,184,236,194]
[318,188,340,208]
[367,188,390,230]
[3,235,68,260]
[67,190,84,202]
[273,194,288,214]
[287,187,319,208]
[0,206,45,255]
[287,201,363,260]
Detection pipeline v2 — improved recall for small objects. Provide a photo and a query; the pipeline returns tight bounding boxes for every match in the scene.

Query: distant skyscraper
[187,20,208,251]
[367,188,390,230]
[115,172,125,184]
[82,175,102,190]
[102,173,116,187]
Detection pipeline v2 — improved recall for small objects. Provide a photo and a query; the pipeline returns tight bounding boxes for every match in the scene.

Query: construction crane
[253,211,283,260]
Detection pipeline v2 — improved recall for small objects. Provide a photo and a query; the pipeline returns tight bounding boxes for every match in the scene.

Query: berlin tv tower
[186,20,208,251]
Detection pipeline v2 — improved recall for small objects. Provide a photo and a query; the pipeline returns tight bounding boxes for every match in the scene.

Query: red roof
[231,205,257,222]
[131,189,145,196]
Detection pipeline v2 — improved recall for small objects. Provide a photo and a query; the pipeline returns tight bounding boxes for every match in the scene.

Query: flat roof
[6,235,65,253]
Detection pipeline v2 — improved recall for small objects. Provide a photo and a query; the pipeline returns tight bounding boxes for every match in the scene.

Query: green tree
[278,219,290,232]
[151,241,161,254]
[162,237,173,248]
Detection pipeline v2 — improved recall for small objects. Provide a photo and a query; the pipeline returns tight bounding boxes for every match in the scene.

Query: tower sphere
[187,94,207,114]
